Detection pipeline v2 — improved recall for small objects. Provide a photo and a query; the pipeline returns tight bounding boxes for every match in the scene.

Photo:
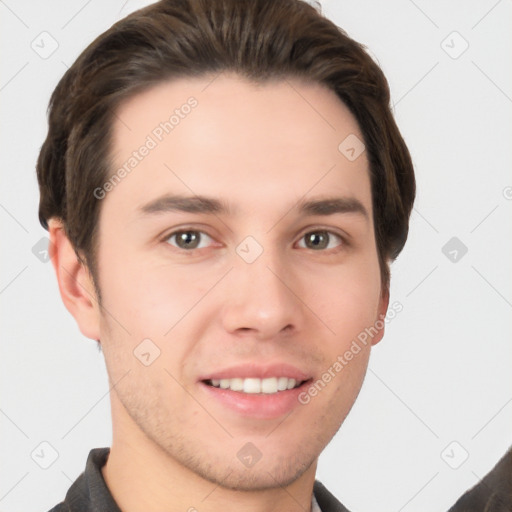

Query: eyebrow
[139,195,233,215]
[138,194,368,219]
[297,197,368,219]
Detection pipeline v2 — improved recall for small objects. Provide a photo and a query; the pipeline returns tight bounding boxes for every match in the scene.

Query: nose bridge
[220,237,302,337]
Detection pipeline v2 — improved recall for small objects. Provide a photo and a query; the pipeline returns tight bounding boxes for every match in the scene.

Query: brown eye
[299,230,343,250]
[166,230,212,250]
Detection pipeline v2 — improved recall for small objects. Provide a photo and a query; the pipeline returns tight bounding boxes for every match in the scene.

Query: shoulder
[46,504,69,512]
[45,447,113,512]
[314,480,352,512]
[448,447,512,512]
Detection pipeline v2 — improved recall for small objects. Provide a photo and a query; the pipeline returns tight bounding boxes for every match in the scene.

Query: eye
[165,229,214,250]
[297,230,344,251]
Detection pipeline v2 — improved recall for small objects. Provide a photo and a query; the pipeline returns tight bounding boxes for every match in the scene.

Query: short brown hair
[36,0,415,295]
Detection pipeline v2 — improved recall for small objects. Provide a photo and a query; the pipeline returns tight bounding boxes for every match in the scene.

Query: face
[93,73,388,490]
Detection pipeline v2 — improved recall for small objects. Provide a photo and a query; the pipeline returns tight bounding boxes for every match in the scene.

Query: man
[37,0,416,510]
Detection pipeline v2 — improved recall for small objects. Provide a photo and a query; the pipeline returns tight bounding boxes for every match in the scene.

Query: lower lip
[199,381,310,420]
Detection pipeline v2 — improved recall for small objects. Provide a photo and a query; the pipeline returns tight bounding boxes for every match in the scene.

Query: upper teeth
[209,377,299,394]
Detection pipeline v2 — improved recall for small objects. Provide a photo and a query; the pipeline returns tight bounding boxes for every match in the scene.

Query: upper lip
[199,363,311,382]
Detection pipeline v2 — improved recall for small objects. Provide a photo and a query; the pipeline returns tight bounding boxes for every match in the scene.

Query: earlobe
[48,218,101,341]
[371,286,390,346]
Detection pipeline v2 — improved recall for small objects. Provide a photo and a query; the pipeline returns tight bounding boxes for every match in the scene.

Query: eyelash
[162,227,347,253]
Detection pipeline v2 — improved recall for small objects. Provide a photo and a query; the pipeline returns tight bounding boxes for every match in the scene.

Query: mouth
[203,376,308,394]
[198,364,313,419]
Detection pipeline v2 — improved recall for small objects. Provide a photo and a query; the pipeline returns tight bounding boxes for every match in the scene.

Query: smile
[204,377,305,394]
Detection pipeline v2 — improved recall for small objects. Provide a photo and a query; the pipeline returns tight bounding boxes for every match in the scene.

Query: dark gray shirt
[48,448,351,512]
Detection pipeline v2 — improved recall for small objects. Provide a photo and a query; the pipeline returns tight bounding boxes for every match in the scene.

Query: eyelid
[161,226,220,250]
[296,225,350,244]
[295,228,347,250]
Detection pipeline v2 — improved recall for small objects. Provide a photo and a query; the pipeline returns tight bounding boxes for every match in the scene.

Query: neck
[102,397,318,512]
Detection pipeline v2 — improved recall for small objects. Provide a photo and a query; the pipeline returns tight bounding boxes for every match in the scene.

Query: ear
[48,218,101,341]
[371,285,390,347]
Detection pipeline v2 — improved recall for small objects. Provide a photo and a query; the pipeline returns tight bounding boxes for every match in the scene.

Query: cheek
[97,253,222,382]
[98,246,215,336]
[306,263,382,342]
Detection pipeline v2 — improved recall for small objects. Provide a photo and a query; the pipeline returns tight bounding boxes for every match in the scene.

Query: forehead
[106,73,371,220]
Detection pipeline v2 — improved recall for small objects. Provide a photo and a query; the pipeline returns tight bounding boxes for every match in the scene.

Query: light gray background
[1,1,511,511]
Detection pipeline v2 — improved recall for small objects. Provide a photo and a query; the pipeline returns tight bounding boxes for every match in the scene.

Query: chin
[186,452,317,492]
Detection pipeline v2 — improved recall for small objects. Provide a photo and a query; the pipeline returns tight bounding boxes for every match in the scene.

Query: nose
[220,247,305,340]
